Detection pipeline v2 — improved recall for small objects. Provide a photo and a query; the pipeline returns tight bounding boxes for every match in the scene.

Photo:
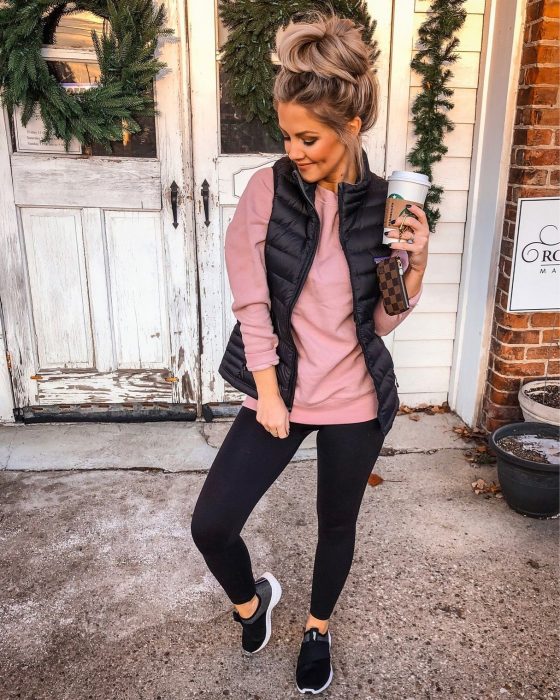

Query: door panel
[105,211,170,368]
[11,155,162,208]
[21,208,93,369]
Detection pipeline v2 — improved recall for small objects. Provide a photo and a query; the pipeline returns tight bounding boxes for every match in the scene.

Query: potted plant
[518,343,560,426]
[519,379,560,425]
[489,421,559,518]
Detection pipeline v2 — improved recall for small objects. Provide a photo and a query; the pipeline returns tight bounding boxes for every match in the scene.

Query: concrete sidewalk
[0,412,558,699]
[0,410,467,471]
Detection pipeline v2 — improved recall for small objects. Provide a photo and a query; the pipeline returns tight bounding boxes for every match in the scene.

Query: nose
[286,144,305,161]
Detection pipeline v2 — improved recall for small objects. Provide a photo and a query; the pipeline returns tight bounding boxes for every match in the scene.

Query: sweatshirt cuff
[245,351,280,372]
[407,281,423,306]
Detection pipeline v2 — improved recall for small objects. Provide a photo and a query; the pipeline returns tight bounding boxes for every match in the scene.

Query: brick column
[480,0,560,432]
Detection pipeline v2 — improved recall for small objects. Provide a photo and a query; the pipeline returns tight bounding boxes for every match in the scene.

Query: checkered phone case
[376,254,410,316]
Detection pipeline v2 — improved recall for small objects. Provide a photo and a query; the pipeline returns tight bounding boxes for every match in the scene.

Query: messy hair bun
[273,9,380,182]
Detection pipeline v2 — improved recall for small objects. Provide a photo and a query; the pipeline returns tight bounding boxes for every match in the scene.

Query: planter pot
[489,421,559,519]
[518,379,560,425]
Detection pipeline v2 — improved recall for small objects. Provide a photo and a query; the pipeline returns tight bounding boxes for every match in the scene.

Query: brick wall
[480,0,559,432]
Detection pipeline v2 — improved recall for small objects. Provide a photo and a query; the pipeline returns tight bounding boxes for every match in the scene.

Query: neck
[317,152,359,193]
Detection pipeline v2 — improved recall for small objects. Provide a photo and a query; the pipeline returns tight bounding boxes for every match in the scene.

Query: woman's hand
[256,394,291,439]
[386,203,430,273]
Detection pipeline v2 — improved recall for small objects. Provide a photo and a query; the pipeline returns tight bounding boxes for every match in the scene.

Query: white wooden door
[0,3,200,412]
[188,0,393,410]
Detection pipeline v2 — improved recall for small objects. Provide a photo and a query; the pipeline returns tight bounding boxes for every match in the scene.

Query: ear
[349,115,362,136]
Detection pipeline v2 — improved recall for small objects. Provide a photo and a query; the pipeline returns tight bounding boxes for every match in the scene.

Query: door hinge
[165,375,179,383]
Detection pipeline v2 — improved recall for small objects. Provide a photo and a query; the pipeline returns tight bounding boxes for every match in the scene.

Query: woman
[191,10,429,695]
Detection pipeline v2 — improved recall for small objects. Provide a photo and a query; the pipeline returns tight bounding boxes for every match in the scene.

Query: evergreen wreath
[0,0,173,152]
[218,0,379,144]
[408,0,467,232]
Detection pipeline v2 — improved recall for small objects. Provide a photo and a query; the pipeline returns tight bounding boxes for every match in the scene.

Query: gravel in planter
[496,433,560,465]
[525,383,559,409]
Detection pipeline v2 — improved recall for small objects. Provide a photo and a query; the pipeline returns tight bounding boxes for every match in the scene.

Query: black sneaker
[295,626,333,694]
[232,571,282,655]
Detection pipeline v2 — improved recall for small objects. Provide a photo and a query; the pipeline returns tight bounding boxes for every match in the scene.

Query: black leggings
[190,406,385,620]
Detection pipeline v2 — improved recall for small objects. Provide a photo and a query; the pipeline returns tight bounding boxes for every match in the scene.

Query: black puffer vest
[218,148,401,436]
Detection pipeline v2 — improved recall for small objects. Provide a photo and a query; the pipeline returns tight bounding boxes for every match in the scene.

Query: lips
[296,162,314,169]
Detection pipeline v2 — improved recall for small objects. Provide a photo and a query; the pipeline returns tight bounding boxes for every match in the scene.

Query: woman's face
[276,101,360,188]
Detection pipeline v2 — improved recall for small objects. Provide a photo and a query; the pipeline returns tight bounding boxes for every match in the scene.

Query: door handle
[201,179,210,226]
[170,180,179,229]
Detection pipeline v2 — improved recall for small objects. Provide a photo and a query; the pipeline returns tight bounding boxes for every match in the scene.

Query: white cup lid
[389,170,431,187]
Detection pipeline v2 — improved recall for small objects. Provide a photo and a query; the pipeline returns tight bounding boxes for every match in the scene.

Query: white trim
[154,0,200,405]
[0,107,37,410]
[0,326,15,422]
[363,0,394,174]
[448,0,527,427]
[40,47,97,61]
[385,0,416,178]
[186,0,222,407]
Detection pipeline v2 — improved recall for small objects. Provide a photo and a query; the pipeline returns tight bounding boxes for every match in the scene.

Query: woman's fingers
[263,422,289,438]
[389,211,422,231]
[409,203,428,223]
[277,420,289,438]
[389,204,427,226]
[257,396,291,438]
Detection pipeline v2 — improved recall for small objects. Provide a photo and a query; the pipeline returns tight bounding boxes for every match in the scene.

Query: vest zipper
[336,182,379,393]
[337,184,361,334]
[287,171,390,413]
[286,171,321,411]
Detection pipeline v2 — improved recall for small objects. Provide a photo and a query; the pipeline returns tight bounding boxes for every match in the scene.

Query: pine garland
[0,0,174,152]
[218,0,379,143]
[408,0,467,232]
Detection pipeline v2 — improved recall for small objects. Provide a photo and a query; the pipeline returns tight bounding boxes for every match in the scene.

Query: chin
[300,168,322,181]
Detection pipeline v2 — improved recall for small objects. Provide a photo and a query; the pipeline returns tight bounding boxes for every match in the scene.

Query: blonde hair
[273,8,380,183]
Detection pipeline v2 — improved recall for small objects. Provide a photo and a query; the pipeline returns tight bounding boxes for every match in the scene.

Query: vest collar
[289,147,372,203]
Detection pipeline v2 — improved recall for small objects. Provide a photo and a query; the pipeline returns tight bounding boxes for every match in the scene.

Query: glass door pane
[217,16,283,154]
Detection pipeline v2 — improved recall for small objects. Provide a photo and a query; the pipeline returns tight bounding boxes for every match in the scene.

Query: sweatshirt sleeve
[224,167,280,372]
[373,247,423,337]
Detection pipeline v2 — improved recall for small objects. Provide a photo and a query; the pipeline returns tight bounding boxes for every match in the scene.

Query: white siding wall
[388,0,486,408]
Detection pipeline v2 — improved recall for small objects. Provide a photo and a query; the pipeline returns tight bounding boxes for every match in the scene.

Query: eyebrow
[278,127,319,137]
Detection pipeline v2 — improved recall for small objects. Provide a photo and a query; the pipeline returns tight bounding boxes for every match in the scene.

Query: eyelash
[282,137,317,146]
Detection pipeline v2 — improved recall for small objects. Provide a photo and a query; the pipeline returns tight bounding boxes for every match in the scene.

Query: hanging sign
[508,197,560,312]
[13,104,82,154]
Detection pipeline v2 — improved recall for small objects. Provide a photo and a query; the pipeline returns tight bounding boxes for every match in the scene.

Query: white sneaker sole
[296,629,333,694]
[242,571,282,656]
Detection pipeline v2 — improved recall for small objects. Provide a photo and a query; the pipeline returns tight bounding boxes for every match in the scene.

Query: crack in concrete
[381,447,474,456]
[197,423,212,447]
[0,437,15,471]
[1,467,211,475]
[1,446,482,476]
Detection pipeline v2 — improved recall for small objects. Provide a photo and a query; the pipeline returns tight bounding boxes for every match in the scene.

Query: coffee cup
[382,170,431,245]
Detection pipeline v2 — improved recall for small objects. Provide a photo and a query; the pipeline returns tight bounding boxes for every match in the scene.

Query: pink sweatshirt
[224,167,423,424]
